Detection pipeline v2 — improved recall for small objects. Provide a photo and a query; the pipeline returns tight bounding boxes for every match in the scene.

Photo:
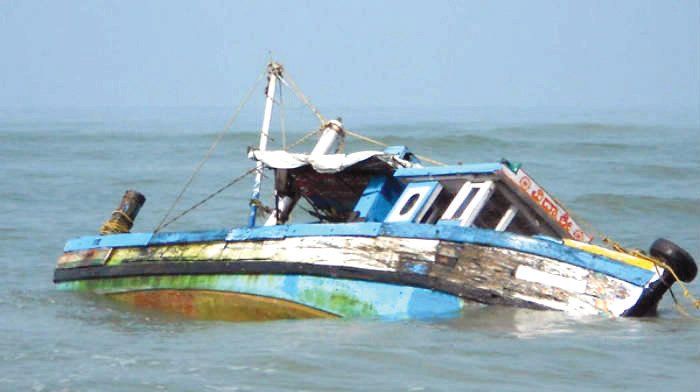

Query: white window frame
[439,180,495,227]
[385,181,443,223]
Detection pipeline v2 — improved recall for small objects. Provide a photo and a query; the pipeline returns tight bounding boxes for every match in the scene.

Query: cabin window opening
[506,213,538,236]
[420,188,454,224]
[493,184,562,237]
[439,180,495,226]
[400,194,420,215]
[385,181,443,223]
[473,189,511,229]
[452,188,479,219]
[505,211,557,237]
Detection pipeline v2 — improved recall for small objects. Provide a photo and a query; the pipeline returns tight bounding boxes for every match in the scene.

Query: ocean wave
[627,164,697,180]
[573,193,699,216]
[553,141,644,155]
[378,133,508,147]
[482,122,651,135]
[538,122,647,132]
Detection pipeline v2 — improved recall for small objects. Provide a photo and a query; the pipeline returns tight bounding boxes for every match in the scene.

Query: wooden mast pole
[248,62,282,227]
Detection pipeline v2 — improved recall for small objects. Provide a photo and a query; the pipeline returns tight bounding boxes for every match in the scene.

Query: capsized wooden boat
[53,62,697,321]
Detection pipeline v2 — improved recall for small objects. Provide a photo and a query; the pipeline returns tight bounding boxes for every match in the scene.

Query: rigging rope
[153,69,266,233]
[344,129,447,166]
[284,127,323,151]
[556,192,700,317]
[151,67,322,232]
[601,237,700,317]
[279,82,287,149]
[275,68,448,165]
[99,210,134,234]
[155,168,258,232]
[278,74,326,125]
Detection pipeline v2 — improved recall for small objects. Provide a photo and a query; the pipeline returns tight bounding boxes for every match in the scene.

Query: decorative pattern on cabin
[501,165,592,242]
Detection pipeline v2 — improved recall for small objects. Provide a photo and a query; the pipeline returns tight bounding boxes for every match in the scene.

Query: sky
[0,0,698,110]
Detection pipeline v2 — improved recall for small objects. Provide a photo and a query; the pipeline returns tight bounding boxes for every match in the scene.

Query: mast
[248,62,283,227]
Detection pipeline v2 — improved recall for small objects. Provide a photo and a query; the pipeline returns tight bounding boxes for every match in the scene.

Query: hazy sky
[1,0,698,110]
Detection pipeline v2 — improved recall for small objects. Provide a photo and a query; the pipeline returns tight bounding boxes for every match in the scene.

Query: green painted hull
[57,274,466,321]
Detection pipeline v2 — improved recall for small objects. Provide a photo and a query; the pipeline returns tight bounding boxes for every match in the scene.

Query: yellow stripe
[563,239,656,271]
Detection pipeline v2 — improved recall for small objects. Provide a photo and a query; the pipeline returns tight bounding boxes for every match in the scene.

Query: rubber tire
[649,238,697,283]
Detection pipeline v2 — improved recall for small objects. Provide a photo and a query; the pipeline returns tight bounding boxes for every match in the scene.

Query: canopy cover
[249,150,413,173]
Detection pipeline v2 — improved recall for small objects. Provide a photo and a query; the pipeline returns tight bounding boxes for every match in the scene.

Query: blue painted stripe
[226,225,289,241]
[149,229,229,245]
[227,223,380,241]
[64,232,154,252]
[62,222,654,286]
[394,163,502,178]
[286,222,383,237]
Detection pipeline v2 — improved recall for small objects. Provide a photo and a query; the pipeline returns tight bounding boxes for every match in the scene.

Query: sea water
[1,105,698,391]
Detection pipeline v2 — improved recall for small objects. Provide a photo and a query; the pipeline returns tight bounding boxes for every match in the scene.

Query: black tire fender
[649,238,697,283]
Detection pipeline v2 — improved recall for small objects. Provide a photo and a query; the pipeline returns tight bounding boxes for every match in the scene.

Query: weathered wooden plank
[56,248,111,269]
[109,236,439,273]
[430,241,644,316]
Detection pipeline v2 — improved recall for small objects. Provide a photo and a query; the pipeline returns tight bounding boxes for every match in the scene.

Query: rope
[153,69,266,233]
[601,237,700,317]
[274,68,447,166]
[249,198,273,215]
[113,210,133,224]
[552,192,699,317]
[282,125,448,165]
[278,74,326,125]
[344,129,447,166]
[284,127,323,151]
[279,83,287,149]
[155,168,258,232]
[99,210,134,234]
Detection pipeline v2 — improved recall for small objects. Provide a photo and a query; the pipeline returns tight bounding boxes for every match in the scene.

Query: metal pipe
[248,62,282,227]
[311,119,344,157]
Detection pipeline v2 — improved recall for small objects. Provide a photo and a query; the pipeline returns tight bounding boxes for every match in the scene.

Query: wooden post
[99,190,146,235]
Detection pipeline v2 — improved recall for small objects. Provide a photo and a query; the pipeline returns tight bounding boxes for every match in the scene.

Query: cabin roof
[252,146,592,243]
[250,147,417,174]
[394,163,503,178]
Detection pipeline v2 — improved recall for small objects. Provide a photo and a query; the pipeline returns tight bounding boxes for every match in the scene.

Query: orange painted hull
[109,289,337,321]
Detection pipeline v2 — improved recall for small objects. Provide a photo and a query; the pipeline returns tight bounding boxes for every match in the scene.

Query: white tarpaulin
[249,149,410,173]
